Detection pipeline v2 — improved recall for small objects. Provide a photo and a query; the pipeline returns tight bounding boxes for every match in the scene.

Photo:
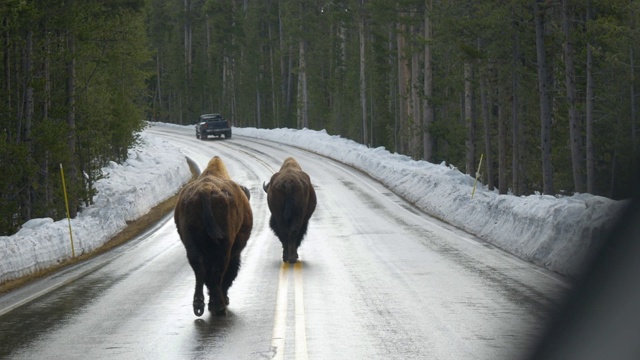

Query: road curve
[0,125,569,359]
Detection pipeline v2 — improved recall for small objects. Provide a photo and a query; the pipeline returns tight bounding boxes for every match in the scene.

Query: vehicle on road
[195,113,231,139]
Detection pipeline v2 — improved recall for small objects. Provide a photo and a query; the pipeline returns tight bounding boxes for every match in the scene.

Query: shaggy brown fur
[263,157,316,263]
[174,156,253,316]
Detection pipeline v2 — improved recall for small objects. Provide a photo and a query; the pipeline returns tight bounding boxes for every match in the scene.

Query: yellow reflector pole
[60,163,75,258]
[472,153,484,198]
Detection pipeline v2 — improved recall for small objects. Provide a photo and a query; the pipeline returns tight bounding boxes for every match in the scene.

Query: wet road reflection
[0,217,279,359]
[0,127,569,359]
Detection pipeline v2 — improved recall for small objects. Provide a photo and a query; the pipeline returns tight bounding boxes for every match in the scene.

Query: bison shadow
[193,312,235,341]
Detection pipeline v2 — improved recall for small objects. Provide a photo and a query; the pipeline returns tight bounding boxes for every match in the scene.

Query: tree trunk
[534,0,554,195]
[154,52,162,119]
[610,116,623,198]
[268,4,278,127]
[631,47,638,183]
[2,17,10,130]
[562,0,585,193]
[359,0,368,145]
[410,37,420,158]
[464,61,475,176]
[43,36,50,122]
[223,53,235,124]
[389,30,398,153]
[286,45,293,120]
[397,20,410,154]
[278,4,286,124]
[256,84,262,128]
[43,36,51,205]
[24,30,33,150]
[67,31,78,218]
[296,39,309,129]
[586,40,595,193]
[480,76,494,191]
[423,0,434,162]
[498,90,507,195]
[184,0,192,120]
[511,20,523,196]
[229,0,238,124]
[338,21,347,74]
[21,30,34,220]
[15,37,22,144]
[184,0,192,76]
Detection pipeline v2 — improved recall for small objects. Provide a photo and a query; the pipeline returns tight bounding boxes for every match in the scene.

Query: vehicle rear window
[202,116,224,121]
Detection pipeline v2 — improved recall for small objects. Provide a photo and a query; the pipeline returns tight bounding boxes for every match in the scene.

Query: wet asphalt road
[0,125,569,359]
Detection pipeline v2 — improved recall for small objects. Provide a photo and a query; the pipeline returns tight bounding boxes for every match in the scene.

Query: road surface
[0,125,569,359]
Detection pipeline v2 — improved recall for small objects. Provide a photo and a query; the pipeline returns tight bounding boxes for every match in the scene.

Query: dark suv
[195,113,232,139]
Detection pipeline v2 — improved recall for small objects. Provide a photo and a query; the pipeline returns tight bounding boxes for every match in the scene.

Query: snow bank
[0,123,626,284]
[234,127,627,277]
[0,132,191,284]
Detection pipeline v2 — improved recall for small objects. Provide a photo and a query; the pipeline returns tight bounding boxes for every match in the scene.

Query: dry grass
[0,160,198,295]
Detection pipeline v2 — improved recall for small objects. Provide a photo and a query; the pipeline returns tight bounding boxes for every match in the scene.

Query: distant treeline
[1,0,638,236]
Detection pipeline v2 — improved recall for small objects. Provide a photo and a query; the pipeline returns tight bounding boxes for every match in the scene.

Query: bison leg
[282,230,299,264]
[193,286,205,317]
[187,254,206,317]
[288,222,309,264]
[287,238,299,263]
[286,225,308,264]
[279,234,299,263]
[281,241,298,263]
[206,269,228,316]
[281,242,289,263]
[222,255,242,306]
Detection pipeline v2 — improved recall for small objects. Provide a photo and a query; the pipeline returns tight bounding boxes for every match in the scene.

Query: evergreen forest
[1,0,639,236]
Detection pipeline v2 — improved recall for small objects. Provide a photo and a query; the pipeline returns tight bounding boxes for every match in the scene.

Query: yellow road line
[271,260,309,360]
[294,261,308,360]
[271,262,289,360]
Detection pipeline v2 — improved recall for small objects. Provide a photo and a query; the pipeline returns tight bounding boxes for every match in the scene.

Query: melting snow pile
[0,132,191,284]
[234,126,626,278]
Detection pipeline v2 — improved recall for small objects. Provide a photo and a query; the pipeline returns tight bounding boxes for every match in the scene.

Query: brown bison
[263,157,316,263]
[174,156,253,316]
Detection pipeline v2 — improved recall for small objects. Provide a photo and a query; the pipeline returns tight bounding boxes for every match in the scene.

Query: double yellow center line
[271,261,308,360]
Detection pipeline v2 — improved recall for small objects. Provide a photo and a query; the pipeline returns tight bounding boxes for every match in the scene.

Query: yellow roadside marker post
[472,153,484,198]
[60,163,75,258]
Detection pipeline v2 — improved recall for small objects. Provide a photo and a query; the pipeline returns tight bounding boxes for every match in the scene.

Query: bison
[174,156,253,316]
[263,157,316,263]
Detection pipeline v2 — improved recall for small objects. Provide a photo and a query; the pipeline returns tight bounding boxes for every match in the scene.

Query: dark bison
[263,157,316,263]
[174,156,253,316]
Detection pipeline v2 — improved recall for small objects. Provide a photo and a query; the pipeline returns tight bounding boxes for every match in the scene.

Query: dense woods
[0,1,149,235]
[1,0,639,236]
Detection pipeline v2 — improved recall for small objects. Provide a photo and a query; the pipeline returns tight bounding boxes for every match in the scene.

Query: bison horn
[263,181,269,193]
[239,185,251,200]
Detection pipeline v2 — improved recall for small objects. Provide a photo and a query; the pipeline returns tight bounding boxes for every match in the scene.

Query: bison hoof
[284,251,298,263]
[282,252,299,263]
[208,301,228,316]
[193,301,205,317]
[216,308,228,316]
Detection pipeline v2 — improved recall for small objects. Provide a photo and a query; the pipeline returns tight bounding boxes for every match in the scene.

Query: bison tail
[283,195,294,223]
[201,192,225,240]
